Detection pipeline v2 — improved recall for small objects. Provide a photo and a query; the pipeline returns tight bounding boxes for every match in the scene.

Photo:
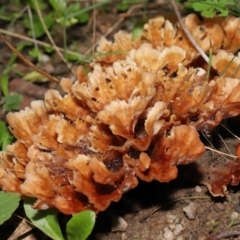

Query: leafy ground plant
[0,192,20,225]
[24,197,96,240]
[182,0,240,17]
[185,0,235,17]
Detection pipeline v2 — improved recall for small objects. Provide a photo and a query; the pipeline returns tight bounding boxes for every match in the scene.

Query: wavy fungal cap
[1,14,240,214]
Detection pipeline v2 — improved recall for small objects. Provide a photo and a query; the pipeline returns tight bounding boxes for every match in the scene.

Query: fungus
[2,14,240,214]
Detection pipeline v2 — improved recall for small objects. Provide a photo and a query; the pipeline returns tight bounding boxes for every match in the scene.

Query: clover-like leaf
[66,210,96,240]
[0,191,20,225]
[24,197,64,240]
[2,94,23,111]
[186,0,235,18]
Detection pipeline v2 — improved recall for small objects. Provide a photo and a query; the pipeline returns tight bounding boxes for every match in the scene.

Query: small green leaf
[23,71,49,83]
[24,13,55,38]
[57,3,89,26]
[44,45,54,53]
[24,197,64,240]
[48,0,67,14]
[186,0,235,18]
[0,191,20,225]
[0,74,9,96]
[116,3,130,11]
[29,47,42,60]
[26,0,47,11]
[2,130,14,151]
[0,122,6,145]
[75,12,89,23]
[0,121,14,151]
[66,210,96,240]
[132,23,144,40]
[3,94,23,111]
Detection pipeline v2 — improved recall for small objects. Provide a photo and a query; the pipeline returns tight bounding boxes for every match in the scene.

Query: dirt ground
[90,122,240,240]
[1,1,240,239]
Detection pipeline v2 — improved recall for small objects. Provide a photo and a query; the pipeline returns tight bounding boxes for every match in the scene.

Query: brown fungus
[2,14,240,214]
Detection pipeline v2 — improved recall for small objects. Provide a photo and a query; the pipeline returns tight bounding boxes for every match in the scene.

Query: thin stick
[215,131,233,155]
[92,0,97,56]
[205,146,238,159]
[0,29,87,60]
[206,230,240,240]
[169,0,209,64]
[10,5,28,27]
[84,3,143,55]
[7,219,34,240]
[220,123,240,141]
[201,131,228,162]
[33,0,71,70]
[27,5,38,51]
[0,35,59,83]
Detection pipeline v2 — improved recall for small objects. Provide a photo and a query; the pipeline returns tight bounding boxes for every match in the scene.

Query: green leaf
[186,0,235,18]
[44,45,55,53]
[0,122,6,145]
[26,0,47,11]
[132,22,144,40]
[24,197,64,240]
[28,47,43,60]
[57,3,89,26]
[1,75,9,96]
[116,3,130,11]
[23,71,49,83]
[0,121,14,151]
[57,0,110,22]
[48,0,67,14]
[24,13,55,38]
[3,94,23,111]
[0,191,20,225]
[75,11,89,23]
[66,210,96,240]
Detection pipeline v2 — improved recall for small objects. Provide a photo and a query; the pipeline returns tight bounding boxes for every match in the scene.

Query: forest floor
[1,0,240,239]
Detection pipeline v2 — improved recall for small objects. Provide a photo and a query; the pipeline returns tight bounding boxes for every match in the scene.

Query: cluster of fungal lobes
[2,14,240,214]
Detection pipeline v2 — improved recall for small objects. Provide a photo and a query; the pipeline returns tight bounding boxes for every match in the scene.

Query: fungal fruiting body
[1,14,240,214]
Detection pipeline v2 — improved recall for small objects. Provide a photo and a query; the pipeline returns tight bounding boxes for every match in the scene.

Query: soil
[1,1,240,240]
[90,127,240,240]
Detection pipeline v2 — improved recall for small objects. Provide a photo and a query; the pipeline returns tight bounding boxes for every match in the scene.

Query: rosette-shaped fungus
[1,14,240,214]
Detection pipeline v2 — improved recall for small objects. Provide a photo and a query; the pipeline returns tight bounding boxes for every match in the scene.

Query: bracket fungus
[2,14,240,214]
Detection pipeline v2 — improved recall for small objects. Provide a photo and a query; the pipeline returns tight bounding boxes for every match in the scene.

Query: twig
[220,123,240,141]
[27,5,38,51]
[92,0,97,56]
[84,3,144,55]
[0,35,59,83]
[201,131,229,162]
[206,230,240,240]
[7,219,34,240]
[33,0,72,70]
[205,146,238,159]
[169,0,209,64]
[0,29,87,60]
[215,130,233,155]
[10,5,28,27]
